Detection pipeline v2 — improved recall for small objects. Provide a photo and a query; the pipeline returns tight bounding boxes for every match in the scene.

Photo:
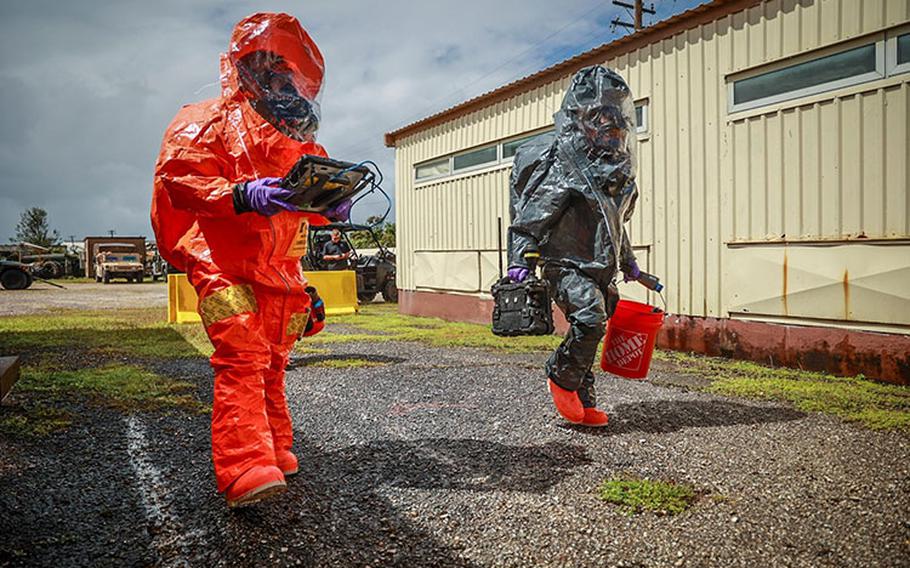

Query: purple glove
[325,198,353,222]
[244,177,297,216]
[622,259,641,283]
[507,266,529,283]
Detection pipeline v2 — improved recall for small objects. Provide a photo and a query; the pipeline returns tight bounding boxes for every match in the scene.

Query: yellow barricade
[167,274,202,324]
[167,271,359,324]
[307,271,360,316]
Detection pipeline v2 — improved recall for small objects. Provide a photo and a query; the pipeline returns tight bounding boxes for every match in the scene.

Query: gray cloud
[0,0,699,242]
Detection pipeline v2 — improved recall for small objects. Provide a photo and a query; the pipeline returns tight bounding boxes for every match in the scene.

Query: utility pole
[108,229,115,237]
[611,0,656,32]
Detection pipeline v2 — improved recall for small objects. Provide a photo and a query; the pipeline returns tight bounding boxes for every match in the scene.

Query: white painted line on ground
[125,415,193,567]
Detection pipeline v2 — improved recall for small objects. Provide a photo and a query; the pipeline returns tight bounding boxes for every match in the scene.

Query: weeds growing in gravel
[0,310,210,436]
[294,344,330,355]
[18,364,209,414]
[0,304,559,361]
[598,476,696,515]
[321,304,562,353]
[653,351,910,433]
[309,358,389,369]
[0,405,72,437]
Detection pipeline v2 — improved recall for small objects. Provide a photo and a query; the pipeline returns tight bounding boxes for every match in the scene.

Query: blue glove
[242,177,297,216]
[325,198,353,222]
[507,266,529,283]
[622,259,641,283]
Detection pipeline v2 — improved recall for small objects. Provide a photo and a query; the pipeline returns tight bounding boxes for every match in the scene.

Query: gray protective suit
[507,65,639,405]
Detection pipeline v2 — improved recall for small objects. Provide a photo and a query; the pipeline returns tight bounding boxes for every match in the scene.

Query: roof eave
[384,0,761,147]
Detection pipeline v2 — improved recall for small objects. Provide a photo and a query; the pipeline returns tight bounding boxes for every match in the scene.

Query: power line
[333,1,664,164]
[610,0,656,33]
[425,0,614,116]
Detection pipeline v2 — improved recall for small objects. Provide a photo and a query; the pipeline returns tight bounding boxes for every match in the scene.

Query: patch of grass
[655,350,910,433]
[0,406,72,437]
[293,343,330,355]
[312,332,395,345]
[0,308,211,359]
[46,277,96,285]
[321,304,563,354]
[598,476,696,515]
[17,364,209,414]
[311,358,388,369]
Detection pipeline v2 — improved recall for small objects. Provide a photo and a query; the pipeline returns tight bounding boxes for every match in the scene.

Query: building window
[413,128,552,183]
[415,158,450,181]
[634,102,648,134]
[890,32,910,75]
[502,133,539,159]
[731,42,880,112]
[453,145,498,171]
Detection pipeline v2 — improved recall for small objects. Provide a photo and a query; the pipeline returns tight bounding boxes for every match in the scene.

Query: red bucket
[600,300,664,379]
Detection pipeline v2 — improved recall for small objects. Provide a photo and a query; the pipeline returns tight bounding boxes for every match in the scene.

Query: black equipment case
[491,274,554,336]
[490,218,554,337]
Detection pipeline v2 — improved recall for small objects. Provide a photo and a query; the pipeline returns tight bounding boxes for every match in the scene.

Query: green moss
[0,406,72,437]
[655,350,910,433]
[18,364,208,413]
[322,304,563,353]
[598,476,696,515]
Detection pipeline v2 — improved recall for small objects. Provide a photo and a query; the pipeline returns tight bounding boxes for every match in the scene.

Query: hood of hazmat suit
[508,65,638,288]
[151,12,329,290]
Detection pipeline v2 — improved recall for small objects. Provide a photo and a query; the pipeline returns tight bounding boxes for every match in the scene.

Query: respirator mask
[236,51,320,141]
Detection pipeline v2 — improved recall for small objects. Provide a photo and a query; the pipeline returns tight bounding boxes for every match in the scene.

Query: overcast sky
[0,0,701,243]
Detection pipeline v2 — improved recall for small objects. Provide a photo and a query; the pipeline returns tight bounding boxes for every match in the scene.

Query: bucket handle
[654,290,668,317]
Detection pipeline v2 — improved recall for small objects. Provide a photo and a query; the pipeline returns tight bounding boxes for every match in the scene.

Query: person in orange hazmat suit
[151,12,348,507]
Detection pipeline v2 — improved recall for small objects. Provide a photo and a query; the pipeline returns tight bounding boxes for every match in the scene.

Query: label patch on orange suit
[199,284,258,328]
[286,307,311,337]
[286,220,310,257]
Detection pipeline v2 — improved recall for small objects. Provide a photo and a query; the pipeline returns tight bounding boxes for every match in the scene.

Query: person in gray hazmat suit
[507,65,640,427]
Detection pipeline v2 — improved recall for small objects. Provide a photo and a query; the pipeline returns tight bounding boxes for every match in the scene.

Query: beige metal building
[385,0,910,383]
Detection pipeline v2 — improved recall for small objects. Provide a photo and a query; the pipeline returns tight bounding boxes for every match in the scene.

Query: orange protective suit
[151,12,328,493]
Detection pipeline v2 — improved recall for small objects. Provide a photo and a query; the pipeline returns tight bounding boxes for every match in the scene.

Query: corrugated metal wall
[394,0,910,331]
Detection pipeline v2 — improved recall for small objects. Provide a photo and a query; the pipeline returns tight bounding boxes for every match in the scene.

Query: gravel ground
[0,282,167,316]
[1,324,908,566]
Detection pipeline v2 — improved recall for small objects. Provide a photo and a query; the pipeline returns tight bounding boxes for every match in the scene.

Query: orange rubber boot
[225,465,286,508]
[276,450,298,476]
[547,379,585,424]
[581,407,609,427]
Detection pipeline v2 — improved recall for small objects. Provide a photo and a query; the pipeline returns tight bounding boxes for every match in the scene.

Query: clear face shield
[236,50,321,141]
[577,105,632,164]
[566,95,637,197]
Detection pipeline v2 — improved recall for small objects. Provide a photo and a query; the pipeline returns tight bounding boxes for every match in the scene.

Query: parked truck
[94,244,145,284]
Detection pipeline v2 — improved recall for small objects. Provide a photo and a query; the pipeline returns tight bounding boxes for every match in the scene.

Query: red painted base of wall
[399,290,910,385]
